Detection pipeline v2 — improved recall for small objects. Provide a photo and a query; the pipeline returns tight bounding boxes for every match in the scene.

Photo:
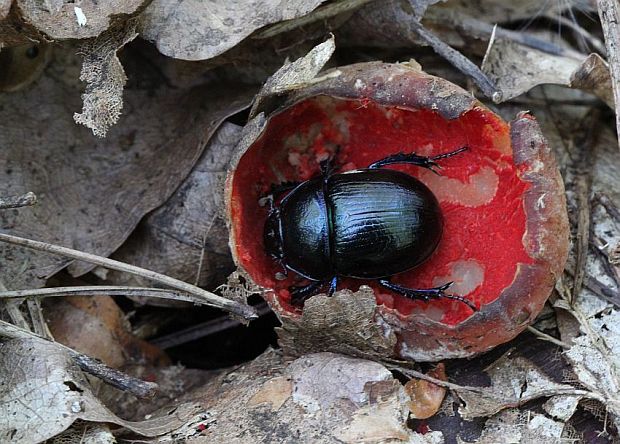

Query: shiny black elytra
[263,147,476,311]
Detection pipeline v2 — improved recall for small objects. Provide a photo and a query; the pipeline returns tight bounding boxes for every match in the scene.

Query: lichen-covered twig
[0,233,258,320]
[0,192,37,209]
[408,18,502,102]
[0,320,158,399]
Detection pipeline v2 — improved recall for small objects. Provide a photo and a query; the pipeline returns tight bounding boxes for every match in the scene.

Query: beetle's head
[263,209,284,260]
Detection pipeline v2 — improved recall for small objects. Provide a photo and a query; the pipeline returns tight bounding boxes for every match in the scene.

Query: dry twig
[0,233,258,320]
[0,320,158,398]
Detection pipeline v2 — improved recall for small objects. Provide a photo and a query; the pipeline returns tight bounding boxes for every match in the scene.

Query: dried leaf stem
[0,233,258,320]
[0,319,158,398]
[0,285,225,305]
[598,0,620,147]
[407,18,501,101]
[527,326,570,349]
[0,192,37,209]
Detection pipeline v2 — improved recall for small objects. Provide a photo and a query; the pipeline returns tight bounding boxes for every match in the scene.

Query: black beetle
[263,147,476,311]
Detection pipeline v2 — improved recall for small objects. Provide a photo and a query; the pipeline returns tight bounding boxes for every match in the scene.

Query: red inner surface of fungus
[230,97,533,325]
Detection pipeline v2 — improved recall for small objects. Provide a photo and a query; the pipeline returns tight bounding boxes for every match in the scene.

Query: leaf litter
[1,0,620,442]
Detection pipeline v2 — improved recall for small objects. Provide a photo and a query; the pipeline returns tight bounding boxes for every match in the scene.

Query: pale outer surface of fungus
[226,62,569,361]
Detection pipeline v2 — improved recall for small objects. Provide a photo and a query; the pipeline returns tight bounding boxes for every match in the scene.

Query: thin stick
[0,233,257,320]
[0,192,37,209]
[0,319,158,398]
[0,285,227,305]
[572,109,600,304]
[527,326,571,349]
[598,0,620,149]
[408,19,502,102]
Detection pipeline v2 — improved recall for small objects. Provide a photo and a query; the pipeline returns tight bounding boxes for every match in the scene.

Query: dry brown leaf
[0,339,200,443]
[44,295,168,368]
[15,0,146,40]
[73,22,138,137]
[155,350,436,443]
[105,123,247,295]
[0,47,251,290]
[139,0,326,61]
[570,53,615,109]
[250,35,336,116]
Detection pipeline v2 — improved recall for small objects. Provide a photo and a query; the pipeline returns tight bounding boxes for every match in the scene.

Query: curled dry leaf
[139,0,326,61]
[456,354,582,420]
[16,0,146,40]
[0,46,251,290]
[44,295,168,368]
[482,37,614,107]
[0,339,200,443]
[73,22,138,137]
[157,349,439,443]
[405,363,447,419]
[105,123,248,298]
[49,422,116,444]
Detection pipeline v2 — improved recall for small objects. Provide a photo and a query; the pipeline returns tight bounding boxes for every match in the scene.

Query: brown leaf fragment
[105,123,249,295]
[570,53,615,109]
[0,46,252,290]
[73,22,138,137]
[16,0,147,40]
[247,376,293,411]
[0,339,199,443]
[139,0,326,61]
[250,35,336,117]
[405,363,447,419]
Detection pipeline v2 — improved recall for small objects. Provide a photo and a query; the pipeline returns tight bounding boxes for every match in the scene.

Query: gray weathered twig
[0,233,258,320]
[408,19,502,101]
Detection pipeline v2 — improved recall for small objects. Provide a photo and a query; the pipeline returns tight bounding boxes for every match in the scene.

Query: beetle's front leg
[377,279,477,311]
[289,280,326,306]
[368,147,467,173]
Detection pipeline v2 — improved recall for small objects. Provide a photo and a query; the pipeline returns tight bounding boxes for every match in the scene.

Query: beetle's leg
[368,147,468,174]
[289,280,326,306]
[377,279,477,311]
[327,276,338,297]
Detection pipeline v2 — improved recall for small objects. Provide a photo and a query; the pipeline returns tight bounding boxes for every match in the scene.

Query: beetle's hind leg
[368,146,468,173]
[377,279,477,311]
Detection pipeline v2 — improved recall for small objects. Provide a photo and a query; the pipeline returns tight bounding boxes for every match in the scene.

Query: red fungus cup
[226,62,569,361]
